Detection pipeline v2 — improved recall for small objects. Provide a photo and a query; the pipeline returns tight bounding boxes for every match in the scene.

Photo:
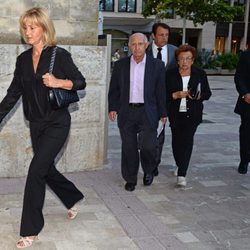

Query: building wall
[0,0,99,45]
[101,0,216,52]
[198,22,217,50]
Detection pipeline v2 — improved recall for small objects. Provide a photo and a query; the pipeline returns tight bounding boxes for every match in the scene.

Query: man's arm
[235,51,250,97]
[108,62,120,121]
[155,61,167,121]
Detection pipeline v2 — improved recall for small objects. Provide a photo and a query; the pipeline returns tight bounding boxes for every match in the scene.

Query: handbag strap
[49,46,57,74]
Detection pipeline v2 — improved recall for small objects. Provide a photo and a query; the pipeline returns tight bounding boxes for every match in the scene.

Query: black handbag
[48,47,79,109]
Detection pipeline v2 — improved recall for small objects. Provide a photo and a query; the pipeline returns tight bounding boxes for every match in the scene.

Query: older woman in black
[166,45,211,187]
[0,7,85,248]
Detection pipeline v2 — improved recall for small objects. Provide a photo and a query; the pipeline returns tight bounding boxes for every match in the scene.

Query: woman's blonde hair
[19,7,56,47]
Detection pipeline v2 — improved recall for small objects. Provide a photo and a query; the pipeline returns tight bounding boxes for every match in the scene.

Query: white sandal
[67,205,78,220]
[16,236,38,249]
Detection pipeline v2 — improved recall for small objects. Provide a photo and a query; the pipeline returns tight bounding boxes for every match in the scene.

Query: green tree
[142,0,243,44]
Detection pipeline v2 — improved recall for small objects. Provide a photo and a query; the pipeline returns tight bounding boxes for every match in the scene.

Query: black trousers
[239,115,250,163]
[171,118,198,177]
[20,109,84,237]
[156,126,165,167]
[119,107,157,184]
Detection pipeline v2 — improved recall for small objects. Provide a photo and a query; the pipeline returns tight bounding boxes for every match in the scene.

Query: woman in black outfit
[166,45,211,187]
[0,7,85,248]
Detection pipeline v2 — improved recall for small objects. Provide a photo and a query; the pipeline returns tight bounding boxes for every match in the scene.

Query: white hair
[128,33,148,45]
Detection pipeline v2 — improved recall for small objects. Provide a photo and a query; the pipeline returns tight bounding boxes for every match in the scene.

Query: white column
[137,0,143,13]
[241,0,250,50]
[114,0,118,12]
[225,0,234,53]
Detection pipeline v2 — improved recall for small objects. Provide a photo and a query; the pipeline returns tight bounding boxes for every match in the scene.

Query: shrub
[195,49,221,69]
[195,50,240,70]
[216,53,239,70]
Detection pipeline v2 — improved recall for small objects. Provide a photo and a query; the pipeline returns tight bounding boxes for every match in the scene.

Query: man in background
[147,22,177,176]
[234,48,250,174]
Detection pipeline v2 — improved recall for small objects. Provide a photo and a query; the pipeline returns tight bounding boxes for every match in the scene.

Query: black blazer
[108,55,167,129]
[166,66,211,127]
[234,49,250,116]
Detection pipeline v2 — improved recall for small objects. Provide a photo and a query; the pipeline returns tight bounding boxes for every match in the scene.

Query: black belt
[129,103,144,107]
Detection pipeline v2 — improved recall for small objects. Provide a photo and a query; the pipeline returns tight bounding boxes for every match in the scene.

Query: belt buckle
[130,103,144,107]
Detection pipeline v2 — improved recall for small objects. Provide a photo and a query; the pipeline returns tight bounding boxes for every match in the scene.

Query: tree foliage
[142,0,243,25]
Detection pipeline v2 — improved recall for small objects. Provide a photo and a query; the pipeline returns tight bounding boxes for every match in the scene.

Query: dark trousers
[156,126,165,167]
[20,109,84,237]
[171,119,198,177]
[239,115,250,163]
[119,107,157,184]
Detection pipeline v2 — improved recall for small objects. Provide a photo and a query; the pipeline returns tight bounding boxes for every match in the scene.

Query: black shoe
[238,162,248,174]
[125,182,136,191]
[143,173,154,186]
[153,167,159,176]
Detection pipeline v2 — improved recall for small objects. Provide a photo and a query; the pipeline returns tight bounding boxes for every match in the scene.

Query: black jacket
[234,49,250,116]
[108,55,166,129]
[166,66,211,127]
[0,46,86,122]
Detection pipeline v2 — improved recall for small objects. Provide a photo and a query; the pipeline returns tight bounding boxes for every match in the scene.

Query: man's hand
[243,94,250,104]
[160,117,167,124]
[109,111,117,121]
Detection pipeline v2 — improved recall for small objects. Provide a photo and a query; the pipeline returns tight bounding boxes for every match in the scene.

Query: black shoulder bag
[48,46,79,109]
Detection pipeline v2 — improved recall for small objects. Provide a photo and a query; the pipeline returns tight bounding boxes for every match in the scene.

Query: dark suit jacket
[234,49,250,116]
[166,66,211,127]
[147,43,177,70]
[108,55,167,129]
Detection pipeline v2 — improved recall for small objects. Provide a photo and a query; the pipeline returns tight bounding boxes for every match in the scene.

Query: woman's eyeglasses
[178,57,193,62]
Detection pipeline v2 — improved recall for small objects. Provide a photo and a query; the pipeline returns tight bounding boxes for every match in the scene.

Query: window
[215,36,225,54]
[99,0,114,12]
[118,0,136,13]
[225,0,245,5]
[234,0,245,5]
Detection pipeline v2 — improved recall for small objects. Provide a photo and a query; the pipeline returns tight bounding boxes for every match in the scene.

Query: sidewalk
[1,76,250,250]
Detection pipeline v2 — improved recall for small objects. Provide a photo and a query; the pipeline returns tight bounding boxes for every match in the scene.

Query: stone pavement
[1,76,250,250]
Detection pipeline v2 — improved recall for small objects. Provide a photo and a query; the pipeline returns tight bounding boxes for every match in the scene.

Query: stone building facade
[0,0,98,45]
[0,0,110,177]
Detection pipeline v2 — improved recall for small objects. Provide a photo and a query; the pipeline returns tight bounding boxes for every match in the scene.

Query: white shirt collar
[152,41,167,52]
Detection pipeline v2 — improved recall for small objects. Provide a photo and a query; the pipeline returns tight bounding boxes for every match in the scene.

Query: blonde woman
[0,7,85,248]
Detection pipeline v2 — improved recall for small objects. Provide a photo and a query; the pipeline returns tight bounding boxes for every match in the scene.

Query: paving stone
[176,232,200,243]
[117,214,152,238]
[133,237,165,250]
[120,195,152,215]
[199,180,227,187]
[157,235,187,249]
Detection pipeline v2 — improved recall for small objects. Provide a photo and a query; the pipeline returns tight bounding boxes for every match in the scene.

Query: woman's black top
[166,65,211,127]
[0,46,86,122]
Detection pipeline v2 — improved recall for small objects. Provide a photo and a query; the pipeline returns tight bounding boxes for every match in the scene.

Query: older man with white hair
[108,33,167,191]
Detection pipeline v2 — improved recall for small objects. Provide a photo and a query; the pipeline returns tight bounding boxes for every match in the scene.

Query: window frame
[118,0,137,13]
[100,0,114,12]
